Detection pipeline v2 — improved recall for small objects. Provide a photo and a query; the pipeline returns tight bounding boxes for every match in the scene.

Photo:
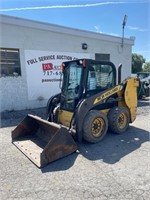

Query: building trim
[0,14,135,45]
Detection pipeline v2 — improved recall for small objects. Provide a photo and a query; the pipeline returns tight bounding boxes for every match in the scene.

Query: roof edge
[0,14,135,45]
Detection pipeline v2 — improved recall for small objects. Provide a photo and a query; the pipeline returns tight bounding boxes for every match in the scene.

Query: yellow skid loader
[12,59,139,167]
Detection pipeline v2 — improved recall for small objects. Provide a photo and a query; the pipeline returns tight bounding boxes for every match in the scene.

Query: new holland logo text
[94,85,121,104]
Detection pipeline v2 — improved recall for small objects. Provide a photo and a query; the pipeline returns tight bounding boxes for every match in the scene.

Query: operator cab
[60,59,116,111]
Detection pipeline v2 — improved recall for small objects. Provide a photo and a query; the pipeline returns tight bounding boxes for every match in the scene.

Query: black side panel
[46,93,61,121]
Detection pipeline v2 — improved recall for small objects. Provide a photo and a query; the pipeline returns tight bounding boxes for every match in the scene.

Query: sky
[0,0,150,61]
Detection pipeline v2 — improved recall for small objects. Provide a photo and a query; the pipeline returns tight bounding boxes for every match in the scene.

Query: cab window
[87,64,115,94]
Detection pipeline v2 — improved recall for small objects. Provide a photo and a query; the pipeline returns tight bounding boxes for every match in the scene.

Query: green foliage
[132,53,145,73]
[142,62,150,72]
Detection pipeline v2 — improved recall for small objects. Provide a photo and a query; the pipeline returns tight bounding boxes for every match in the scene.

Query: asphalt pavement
[0,100,150,200]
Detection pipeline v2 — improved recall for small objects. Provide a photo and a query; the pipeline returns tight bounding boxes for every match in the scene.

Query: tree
[142,62,150,72]
[132,53,145,73]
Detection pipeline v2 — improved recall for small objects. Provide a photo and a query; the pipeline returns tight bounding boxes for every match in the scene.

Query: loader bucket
[12,114,77,168]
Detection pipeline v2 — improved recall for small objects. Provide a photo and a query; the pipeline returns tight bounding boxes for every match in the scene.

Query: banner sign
[25,50,90,100]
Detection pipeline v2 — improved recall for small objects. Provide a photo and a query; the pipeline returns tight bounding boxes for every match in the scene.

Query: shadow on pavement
[79,126,149,164]
[41,125,149,173]
[41,152,79,173]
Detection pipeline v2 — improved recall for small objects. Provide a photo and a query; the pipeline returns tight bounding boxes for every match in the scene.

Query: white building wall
[0,16,134,112]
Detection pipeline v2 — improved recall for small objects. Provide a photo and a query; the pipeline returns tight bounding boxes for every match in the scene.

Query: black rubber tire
[83,110,108,143]
[108,106,130,134]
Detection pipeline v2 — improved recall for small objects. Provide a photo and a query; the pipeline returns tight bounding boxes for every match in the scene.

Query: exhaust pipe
[118,63,122,84]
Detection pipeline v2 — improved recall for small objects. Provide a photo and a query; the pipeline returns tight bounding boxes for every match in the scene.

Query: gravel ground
[0,100,150,200]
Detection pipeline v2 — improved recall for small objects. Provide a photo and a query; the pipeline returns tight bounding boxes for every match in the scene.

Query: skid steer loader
[12,59,139,168]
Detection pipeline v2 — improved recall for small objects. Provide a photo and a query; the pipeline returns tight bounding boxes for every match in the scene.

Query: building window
[0,48,21,77]
[95,53,110,61]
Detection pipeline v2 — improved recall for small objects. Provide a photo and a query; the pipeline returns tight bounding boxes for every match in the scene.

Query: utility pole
[121,15,127,48]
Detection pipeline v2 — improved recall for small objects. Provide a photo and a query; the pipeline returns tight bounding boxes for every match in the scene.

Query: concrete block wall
[0,16,134,112]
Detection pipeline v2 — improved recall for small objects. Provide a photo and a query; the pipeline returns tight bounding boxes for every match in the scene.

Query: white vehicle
[137,72,150,98]
[137,72,150,85]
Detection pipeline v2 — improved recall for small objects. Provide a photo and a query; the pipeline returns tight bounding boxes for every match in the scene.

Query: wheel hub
[118,113,127,129]
[91,118,105,137]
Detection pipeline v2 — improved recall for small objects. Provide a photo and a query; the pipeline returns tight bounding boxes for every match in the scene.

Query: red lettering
[42,63,53,71]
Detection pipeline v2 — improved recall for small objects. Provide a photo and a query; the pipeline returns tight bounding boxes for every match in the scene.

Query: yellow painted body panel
[58,110,73,127]
[101,109,110,115]
[124,78,139,122]
[93,77,138,123]
[117,86,127,107]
